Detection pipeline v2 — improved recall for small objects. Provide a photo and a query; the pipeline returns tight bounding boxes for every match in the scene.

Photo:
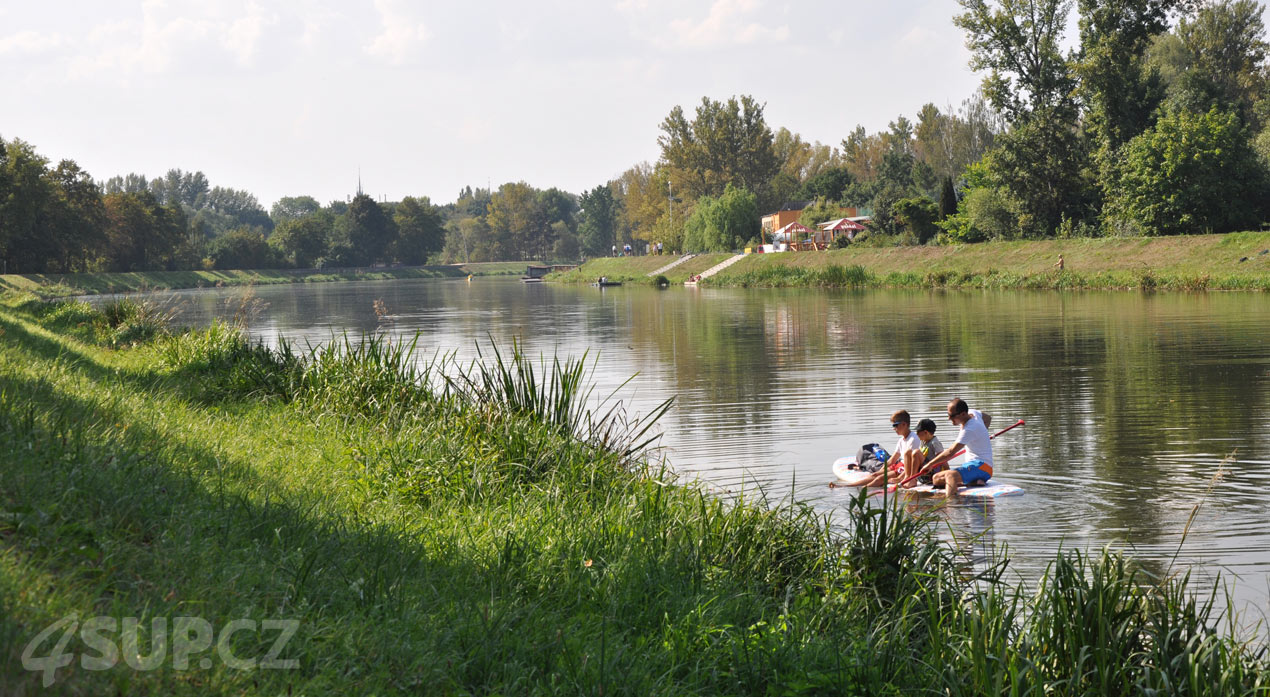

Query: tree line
[3,0,1268,273]
[613,0,1270,252]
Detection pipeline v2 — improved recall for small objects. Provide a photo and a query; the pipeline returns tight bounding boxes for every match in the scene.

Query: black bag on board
[855,443,889,473]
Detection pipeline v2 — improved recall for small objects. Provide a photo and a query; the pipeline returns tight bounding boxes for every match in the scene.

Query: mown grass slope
[562,233,1270,291]
[0,261,533,298]
[550,254,734,285]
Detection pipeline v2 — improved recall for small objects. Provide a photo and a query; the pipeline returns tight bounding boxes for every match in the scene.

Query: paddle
[872,418,1025,495]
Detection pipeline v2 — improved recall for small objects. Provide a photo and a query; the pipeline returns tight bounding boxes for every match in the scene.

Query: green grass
[550,254,733,285]
[0,293,1267,694]
[0,261,535,298]
[562,233,1270,291]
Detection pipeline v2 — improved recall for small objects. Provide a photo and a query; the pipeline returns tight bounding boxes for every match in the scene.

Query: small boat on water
[591,280,622,287]
[520,277,543,283]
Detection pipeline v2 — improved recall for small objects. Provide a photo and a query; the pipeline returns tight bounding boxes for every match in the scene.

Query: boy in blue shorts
[925,398,993,497]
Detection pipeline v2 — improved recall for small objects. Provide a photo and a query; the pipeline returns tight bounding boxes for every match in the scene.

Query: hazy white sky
[5,1,991,208]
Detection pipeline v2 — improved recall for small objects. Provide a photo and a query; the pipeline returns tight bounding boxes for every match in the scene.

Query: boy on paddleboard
[901,418,945,487]
[858,410,921,487]
[925,398,993,496]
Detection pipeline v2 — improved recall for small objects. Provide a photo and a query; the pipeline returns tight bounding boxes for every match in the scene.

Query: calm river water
[145,277,1270,622]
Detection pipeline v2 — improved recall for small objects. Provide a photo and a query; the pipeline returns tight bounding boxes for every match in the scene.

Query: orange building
[761,200,812,234]
[762,201,860,234]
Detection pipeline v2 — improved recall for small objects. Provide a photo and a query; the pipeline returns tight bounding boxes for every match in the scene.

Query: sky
[3,0,991,209]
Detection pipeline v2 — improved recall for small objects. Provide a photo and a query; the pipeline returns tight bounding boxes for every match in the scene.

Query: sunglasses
[891,422,904,427]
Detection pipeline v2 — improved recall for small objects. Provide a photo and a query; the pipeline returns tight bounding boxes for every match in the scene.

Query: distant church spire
[357,168,363,197]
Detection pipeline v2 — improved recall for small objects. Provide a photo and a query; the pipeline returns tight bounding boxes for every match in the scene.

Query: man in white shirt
[926,398,993,496]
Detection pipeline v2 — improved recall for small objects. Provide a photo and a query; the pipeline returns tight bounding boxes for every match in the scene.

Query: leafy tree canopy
[658,95,779,211]
[1110,107,1268,235]
[682,185,759,252]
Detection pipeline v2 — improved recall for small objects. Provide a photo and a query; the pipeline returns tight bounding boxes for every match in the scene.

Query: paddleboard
[833,456,1023,497]
[905,482,1024,498]
[832,457,879,486]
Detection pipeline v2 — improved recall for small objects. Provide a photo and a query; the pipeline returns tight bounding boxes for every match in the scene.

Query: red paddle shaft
[878,418,1025,493]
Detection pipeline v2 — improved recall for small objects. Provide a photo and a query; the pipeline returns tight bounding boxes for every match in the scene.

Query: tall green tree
[150,169,209,208]
[1076,0,1176,217]
[938,176,958,221]
[49,160,107,271]
[207,227,278,270]
[102,173,150,195]
[681,185,758,252]
[102,191,184,271]
[956,0,1079,121]
[577,184,619,256]
[1109,107,1267,235]
[1076,0,1175,153]
[269,212,332,268]
[841,126,887,185]
[486,182,548,260]
[271,196,321,225]
[341,193,394,265]
[956,0,1090,235]
[442,216,492,263]
[204,186,273,232]
[0,139,56,272]
[1174,0,1269,129]
[614,163,674,249]
[796,167,855,202]
[392,196,444,264]
[893,197,941,244]
[658,95,779,210]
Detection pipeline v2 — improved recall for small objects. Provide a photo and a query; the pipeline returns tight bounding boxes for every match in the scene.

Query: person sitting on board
[858,410,921,487]
[902,418,946,488]
[926,398,993,496]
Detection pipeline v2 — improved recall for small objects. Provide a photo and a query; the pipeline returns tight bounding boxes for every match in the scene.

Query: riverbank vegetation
[548,253,733,286]
[0,261,530,298]
[1,292,1267,694]
[558,232,1270,291]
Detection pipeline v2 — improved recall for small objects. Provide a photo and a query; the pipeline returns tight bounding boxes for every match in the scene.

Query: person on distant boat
[858,410,921,487]
[926,398,993,496]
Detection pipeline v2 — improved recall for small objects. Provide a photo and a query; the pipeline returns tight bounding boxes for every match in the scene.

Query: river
[135,277,1270,624]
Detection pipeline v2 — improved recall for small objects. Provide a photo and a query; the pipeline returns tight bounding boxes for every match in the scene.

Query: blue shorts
[954,459,992,485]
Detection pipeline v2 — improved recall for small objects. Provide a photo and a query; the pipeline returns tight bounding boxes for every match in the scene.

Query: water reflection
[135,278,1270,614]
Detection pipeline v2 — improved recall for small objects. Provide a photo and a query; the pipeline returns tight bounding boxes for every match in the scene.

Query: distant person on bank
[924,398,993,496]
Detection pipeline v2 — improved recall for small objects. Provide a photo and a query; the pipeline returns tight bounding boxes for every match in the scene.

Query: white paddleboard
[832,457,879,486]
[833,456,1023,497]
[905,482,1024,498]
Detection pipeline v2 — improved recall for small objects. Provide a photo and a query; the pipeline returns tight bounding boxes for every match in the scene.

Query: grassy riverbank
[565,233,1270,290]
[549,253,733,285]
[1,293,1267,694]
[0,261,532,298]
